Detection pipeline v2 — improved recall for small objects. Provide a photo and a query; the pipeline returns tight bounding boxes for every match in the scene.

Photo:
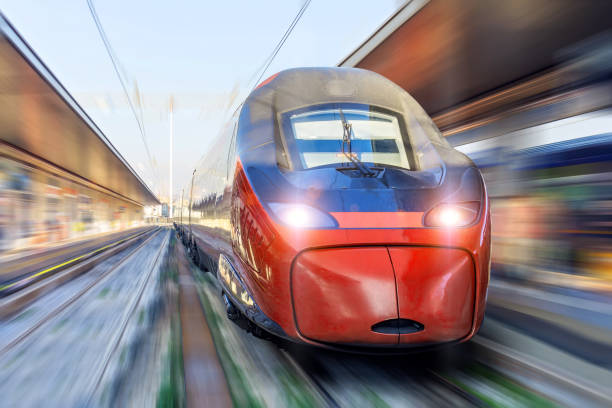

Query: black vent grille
[371,318,424,334]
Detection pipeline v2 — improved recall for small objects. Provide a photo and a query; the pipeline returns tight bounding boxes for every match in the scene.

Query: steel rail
[0,228,162,357]
[0,227,155,295]
[279,349,341,408]
[86,230,170,404]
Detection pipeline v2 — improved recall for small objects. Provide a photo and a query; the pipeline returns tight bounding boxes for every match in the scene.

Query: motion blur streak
[0,155,145,252]
[0,12,158,261]
[455,107,612,283]
[2,0,612,407]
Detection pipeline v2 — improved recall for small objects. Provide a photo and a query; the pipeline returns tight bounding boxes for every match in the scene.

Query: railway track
[425,369,489,407]
[86,229,170,405]
[0,227,161,357]
[0,227,156,298]
[280,341,492,407]
[279,348,341,408]
[472,336,612,407]
[276,325,612,407]
[0,228,173,407]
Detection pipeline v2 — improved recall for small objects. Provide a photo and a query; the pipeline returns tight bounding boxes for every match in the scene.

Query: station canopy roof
[0,14,159,206]
[340,0,612,117]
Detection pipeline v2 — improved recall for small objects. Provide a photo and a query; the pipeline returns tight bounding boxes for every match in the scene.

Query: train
[176,67,490,351]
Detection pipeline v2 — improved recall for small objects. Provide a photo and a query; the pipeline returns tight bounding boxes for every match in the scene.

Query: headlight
[423,202,480,228]
[268,203,337,229]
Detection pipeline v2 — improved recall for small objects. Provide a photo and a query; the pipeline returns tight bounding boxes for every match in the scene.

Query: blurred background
[0,1,611,407]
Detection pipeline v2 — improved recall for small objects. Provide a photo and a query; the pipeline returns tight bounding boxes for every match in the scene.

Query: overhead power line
[249,0,312,91]
[86,0,159,189]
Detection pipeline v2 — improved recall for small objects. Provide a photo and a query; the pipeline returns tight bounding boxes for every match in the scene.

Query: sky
[0,0,400,202]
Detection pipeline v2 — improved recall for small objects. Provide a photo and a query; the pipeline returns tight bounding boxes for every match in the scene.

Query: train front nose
[291,246,475,346]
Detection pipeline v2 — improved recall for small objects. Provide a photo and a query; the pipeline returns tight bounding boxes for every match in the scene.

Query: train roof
[248,67,420,114]
[243,67,447,147]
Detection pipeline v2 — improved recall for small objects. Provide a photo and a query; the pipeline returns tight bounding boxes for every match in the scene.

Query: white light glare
[438,207,463,227]
[282,206,312,228]
[269,203,336,229]
[425,202,479,228]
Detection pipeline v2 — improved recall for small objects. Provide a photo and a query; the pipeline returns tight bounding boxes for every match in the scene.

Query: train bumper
[291,246,475,346]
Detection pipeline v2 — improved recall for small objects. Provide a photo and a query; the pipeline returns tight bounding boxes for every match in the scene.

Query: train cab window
[280,104,444,173]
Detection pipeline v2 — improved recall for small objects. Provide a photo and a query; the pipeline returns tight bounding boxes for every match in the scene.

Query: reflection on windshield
[287,108,413,170]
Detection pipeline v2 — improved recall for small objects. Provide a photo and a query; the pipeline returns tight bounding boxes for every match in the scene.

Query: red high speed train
[177,67,490,351]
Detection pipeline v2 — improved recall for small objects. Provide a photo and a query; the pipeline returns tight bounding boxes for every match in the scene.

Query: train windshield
[282,104,442,173]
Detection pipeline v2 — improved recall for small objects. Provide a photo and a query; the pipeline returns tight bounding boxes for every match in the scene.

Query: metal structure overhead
[339,0,612,117]
[0,13,159,206]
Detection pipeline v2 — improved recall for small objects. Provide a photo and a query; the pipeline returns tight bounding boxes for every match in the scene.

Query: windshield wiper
[338,109,376,177]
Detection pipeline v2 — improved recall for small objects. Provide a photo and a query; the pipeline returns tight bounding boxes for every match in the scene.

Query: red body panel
[292,247,398,344]
[389,247,475,344]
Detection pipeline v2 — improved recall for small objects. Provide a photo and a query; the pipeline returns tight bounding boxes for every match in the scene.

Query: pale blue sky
[0,0,399,200]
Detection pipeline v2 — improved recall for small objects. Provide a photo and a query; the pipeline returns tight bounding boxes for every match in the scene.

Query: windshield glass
[281,104,443,174]
[283,106,414,170]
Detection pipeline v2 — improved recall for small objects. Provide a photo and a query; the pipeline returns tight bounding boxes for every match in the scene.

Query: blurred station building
[0,14,159,253]
[340,0,612,287]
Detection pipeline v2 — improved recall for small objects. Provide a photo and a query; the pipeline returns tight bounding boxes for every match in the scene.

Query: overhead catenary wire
[224,0,312,119]
[249,0,312,91]
[86,0,159,190]
[133,81,147,141]
[194,0,312,193]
